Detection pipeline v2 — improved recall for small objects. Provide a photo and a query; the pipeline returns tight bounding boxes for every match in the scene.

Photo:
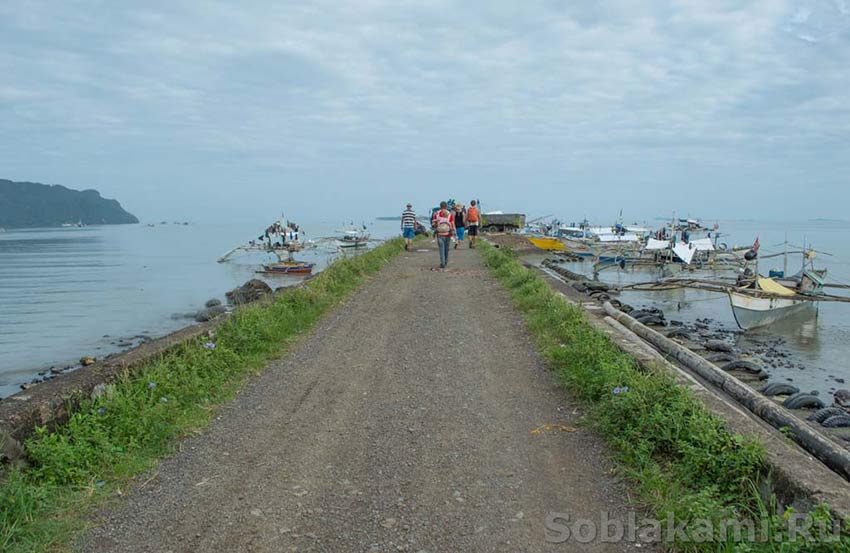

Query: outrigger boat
[728,272,823,330]
[526,236,567,251]
[257,260,315,275]
[336,226,370,249]
[728,243,828,330]
[219,216,307,263]
[618,240,849,331]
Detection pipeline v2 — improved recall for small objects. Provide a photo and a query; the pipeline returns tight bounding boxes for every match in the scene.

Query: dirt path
[82,242,640,552]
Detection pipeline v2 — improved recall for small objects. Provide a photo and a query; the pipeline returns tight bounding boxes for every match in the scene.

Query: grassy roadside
[0,239,406,552]
[480,242,848,552]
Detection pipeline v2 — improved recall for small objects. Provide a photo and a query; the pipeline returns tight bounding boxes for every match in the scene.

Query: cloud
[0,0,849,220]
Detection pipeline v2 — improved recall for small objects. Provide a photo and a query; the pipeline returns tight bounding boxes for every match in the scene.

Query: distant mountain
[0,179,139,228]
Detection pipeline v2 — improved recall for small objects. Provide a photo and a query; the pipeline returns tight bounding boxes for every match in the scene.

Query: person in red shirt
[432,201,455,269]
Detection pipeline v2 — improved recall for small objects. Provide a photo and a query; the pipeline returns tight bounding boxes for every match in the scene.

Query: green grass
[0,239,406,552]
[481,243,849,552]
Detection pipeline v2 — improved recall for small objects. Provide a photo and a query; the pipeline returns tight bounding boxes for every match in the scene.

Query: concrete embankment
[528,257,850,519]
[0,279,278,463]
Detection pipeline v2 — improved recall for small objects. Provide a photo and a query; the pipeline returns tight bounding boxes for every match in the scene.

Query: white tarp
[598,233,639,243]
[690,237,715,251]
[644,238,670,250]
[672,242,696,264]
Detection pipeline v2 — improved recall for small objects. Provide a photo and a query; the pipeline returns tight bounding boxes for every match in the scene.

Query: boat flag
[752,237,760,252]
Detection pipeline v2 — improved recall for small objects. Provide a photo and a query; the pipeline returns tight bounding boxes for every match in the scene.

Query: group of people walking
[401,200,480,269]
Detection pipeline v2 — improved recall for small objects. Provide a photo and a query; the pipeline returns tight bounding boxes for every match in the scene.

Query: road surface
[82,241,640,552]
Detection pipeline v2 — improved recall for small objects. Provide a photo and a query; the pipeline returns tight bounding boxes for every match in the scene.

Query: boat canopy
[690,238,715,251]
[672,242,697,264]
[598,233,639,243]
[757,277,796,296]
[645,238,670,251]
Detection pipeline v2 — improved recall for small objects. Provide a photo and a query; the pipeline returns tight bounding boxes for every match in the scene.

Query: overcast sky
[1,1,848,223]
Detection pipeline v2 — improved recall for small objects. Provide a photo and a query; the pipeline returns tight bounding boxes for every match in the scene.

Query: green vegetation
[481,243,848,552]
[0,179,138,228]
[0,239,404,552]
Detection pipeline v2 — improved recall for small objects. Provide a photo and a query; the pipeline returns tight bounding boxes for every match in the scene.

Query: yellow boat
[527,236,566,251]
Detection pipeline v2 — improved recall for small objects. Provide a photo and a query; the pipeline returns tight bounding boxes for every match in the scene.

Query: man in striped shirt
[401,203,417,251]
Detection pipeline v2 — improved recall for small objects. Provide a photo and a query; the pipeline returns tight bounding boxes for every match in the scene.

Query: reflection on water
[0,221,398,397]
[547,219,850,397]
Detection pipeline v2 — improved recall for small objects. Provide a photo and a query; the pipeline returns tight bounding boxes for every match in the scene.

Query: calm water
[0,220,399,397]
[5,218,850,399]
[550,219,850,397]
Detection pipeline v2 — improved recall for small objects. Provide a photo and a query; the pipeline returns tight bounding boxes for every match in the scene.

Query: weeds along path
[82,242,638,552]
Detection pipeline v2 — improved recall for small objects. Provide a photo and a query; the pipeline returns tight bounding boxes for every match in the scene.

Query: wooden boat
[218,215,306,262]
[336,228,370,249]
[527,236,566,251]
[257,260,315,275]
[728,288,815,330]
[729,270,825,330]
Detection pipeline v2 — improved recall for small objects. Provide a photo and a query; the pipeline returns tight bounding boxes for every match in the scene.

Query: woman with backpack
[431,201,455,269]
[466,200,480,249]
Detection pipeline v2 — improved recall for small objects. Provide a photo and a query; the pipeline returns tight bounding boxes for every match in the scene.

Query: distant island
[0,179,139,228]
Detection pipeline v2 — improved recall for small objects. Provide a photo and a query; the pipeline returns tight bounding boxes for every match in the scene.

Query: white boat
[336,227,370,249]
[218,215,306,262]
[729,288,815,330]
[728,271,825,330]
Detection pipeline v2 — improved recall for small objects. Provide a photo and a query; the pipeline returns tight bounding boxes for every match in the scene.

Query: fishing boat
[257,260,315,275]
[336,227,370,249]
[728,238,831,330]
[218,216,306,262]
[728,279,818,330]
[527,236,567,251]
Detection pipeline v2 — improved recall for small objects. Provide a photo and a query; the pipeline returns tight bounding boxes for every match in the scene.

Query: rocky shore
[2,278,280,399]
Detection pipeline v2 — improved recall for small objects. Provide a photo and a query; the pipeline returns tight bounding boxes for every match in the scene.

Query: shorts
[467,224,478,236]
[402,228,415,239]
[456,227,465,240]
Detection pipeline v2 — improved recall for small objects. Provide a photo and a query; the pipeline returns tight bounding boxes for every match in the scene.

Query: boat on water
[257,260,315,275]
[336,227,370,249]
[219,216,306,263]
[728,238,833,330]
[728,270,825,330]
[526,236,567,251]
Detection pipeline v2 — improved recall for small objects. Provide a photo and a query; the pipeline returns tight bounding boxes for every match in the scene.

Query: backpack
[467,206,479,224]
[435,210,451,234]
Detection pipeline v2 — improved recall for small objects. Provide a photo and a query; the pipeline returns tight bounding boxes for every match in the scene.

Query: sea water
[552,219,850,398]
[0,220,400,397]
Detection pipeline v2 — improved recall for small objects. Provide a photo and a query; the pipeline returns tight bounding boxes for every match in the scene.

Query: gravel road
[81,242,641,552]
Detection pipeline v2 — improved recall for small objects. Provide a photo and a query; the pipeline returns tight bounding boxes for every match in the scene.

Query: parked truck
[479,212,526,234]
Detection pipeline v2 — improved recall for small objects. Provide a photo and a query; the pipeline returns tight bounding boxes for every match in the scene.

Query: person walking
[466,200,480,249]
[453,203,466,249]
[401,203,417,251]
[432,201,455,268]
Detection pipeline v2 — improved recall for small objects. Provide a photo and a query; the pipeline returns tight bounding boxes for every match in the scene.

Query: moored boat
[527,236,567,251]
[336,227,370,249]
[257,260,315,275]
[728,269,826,330]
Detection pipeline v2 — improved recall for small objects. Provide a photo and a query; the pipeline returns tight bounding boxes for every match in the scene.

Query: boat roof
[598,233,639,242]
[803,270,826,286]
